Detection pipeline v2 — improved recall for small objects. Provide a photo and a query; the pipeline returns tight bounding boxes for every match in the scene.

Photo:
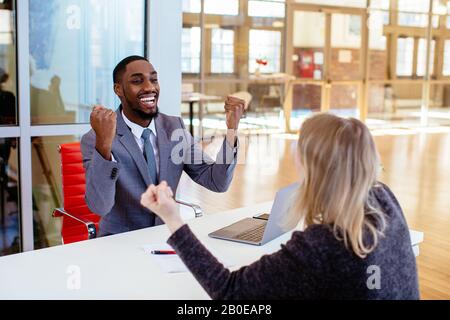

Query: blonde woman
[140,113,419,299]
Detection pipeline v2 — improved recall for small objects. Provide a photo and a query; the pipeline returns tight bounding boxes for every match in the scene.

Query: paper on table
[141,242,234,274]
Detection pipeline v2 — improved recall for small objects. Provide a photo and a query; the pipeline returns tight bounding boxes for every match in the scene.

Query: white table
[0,202,424,299]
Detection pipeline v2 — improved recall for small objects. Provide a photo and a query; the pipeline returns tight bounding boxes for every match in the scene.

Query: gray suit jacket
[81,107,237,235]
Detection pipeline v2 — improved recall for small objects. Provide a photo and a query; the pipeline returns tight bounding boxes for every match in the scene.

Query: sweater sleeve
[167,224,324,300]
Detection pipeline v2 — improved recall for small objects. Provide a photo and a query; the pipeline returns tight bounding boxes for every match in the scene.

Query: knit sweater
[167,182,420,300]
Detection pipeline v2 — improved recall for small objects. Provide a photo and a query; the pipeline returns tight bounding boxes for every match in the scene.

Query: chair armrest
[52,208,97,239]
[175,199,203,218]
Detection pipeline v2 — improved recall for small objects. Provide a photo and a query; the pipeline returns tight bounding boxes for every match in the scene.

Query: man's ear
[114,83,123,98]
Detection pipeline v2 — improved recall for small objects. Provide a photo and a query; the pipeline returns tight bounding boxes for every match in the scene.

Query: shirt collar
[121,110,157,141]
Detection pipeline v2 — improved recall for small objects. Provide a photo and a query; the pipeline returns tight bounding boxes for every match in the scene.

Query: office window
[29,0,146,125]
[249,30,282,74]
[183,0,239,15]
[0,137,20,257]
[417,39,435,76]
[182,27,201,73]
[433,0,449,14]
[398,0,429,14]
[369,0,390,25]
[182,0,201,13]
[32,135,80,249]
[294,0,366,7]
[211,28,234,74]
[331,14,361,49]
[0,1,20,257]
[369,12,387,50]
[0,3,17,126]
[443,1,450,26]
[248,0,285,18]
[370,0,390,9]
[396,37,414,76]
[442,40,450,75]
[204,0,239,15]
[398,0,438,28]
[368,2,389,48]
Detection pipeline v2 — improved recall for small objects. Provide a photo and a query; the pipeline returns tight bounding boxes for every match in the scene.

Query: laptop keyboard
[235,223,266,242]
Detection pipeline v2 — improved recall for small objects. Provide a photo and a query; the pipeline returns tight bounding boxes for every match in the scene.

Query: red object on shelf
[256,58,268,66]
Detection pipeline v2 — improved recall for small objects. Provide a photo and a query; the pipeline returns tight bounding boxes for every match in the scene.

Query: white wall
[148,0,182,116]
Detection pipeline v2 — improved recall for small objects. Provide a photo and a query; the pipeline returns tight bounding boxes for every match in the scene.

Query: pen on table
[151,250,177,255]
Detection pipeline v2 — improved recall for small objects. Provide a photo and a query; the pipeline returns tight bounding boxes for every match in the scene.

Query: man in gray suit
[81,56,244,236]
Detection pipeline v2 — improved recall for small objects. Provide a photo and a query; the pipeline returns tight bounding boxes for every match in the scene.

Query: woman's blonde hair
[286,113,385,258]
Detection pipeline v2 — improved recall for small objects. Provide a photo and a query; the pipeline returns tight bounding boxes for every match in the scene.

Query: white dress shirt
[111,111,159,174]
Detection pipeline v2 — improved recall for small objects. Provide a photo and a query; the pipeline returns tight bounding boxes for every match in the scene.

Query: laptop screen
[261,182,300,244]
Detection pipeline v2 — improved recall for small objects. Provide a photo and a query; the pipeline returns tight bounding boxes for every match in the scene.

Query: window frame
[248,28,283,74]
[210,27,235,75]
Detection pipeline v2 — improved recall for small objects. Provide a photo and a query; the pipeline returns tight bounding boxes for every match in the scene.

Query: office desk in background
[0,202,424,299]
[181,93,222,137]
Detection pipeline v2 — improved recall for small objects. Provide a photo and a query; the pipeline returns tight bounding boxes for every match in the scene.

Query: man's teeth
[140,97,155,103]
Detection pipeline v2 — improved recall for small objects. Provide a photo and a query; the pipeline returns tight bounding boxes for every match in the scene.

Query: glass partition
[32,135,81,249]
[27,0,146,250]
[28,0,146,125]
[182,0,287,136]
[0,0,20,257]
[0,137,20,256]
[0,0,17,126]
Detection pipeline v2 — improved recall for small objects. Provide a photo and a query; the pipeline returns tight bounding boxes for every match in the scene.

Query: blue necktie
[141,128,158,184]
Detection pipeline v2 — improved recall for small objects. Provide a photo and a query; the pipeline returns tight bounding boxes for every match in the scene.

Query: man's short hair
[113,55,148,84]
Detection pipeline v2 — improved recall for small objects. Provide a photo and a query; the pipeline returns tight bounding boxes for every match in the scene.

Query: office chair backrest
[55,142,100,244]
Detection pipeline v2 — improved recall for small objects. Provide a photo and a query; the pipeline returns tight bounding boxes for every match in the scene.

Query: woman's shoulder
[372,181,395,196]
[369,181,404,218]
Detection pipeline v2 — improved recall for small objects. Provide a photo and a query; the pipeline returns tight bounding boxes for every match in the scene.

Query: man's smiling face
[115,60,160,121]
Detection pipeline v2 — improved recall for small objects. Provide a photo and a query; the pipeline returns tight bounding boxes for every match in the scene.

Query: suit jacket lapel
[115,108,151,185]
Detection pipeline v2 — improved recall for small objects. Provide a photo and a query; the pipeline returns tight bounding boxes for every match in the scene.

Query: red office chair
[52,142,100,244]
[53,142,202,245]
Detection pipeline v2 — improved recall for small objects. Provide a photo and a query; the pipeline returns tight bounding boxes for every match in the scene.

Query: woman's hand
[140,181,185,234]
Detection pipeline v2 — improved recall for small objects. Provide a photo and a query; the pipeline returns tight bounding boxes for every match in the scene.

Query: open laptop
[208,183,299,246]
